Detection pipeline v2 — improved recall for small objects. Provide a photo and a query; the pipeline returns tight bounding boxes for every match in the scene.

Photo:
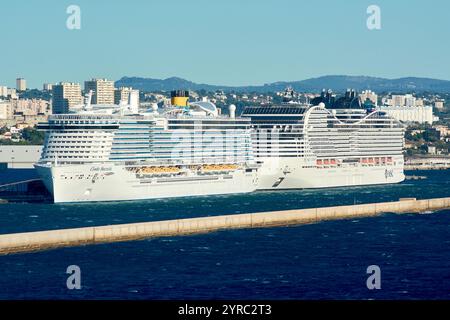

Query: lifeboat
[201,164,239,171]
[138,166,180,174]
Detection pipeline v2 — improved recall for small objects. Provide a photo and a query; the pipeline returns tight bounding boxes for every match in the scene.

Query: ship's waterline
[255,156,405,189]
[35,162,258,203]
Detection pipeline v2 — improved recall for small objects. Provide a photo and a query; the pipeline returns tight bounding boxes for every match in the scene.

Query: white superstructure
[35,101,258,203]
[241,102,405,189]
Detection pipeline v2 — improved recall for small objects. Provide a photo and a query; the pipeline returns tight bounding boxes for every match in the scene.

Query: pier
[404,157,450,170]
[0,197,449,255]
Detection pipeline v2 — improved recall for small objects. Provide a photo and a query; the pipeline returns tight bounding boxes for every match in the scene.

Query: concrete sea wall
[1,197,450,255]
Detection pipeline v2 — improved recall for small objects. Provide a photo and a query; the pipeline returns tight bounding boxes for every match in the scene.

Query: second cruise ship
[241,88,405,189]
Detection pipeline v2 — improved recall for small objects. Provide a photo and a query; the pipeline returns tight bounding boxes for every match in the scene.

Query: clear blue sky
[1,0,449,88]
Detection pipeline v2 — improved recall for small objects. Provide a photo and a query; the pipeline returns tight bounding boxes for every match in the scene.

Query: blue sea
[0,169,449,299]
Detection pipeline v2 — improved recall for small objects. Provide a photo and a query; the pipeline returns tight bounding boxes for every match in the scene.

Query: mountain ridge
[115,75,450,93]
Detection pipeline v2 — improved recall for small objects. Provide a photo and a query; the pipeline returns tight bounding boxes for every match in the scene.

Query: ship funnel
[171,90,189,107]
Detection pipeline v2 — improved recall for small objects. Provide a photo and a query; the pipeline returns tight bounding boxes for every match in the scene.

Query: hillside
[115,75,450,93]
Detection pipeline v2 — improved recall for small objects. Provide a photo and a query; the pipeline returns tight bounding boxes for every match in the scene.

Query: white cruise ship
[35,94,258,203]
[241,88,405,189]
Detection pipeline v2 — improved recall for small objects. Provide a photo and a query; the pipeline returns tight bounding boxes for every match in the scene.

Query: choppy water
[0,170,449,299]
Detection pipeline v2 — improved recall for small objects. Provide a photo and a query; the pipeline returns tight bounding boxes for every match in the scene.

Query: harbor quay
[0,197,449,255]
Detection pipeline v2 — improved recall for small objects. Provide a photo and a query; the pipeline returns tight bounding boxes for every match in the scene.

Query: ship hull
[256,156,405,190]
[35,163,258,203]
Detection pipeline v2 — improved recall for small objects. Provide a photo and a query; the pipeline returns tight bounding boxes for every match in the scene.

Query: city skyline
[1,0,450,88]
[4,73,450,91]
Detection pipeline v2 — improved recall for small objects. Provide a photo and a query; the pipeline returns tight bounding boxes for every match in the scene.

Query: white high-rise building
[43,83,53,91]
[114,87,139,105]
[379,105,434,124]
[404,94,416,107]
[7,88,17,99]
[52,82,83,114]
[84,78,114,105]
[16,78,26,91]
[0,86,8,97]
[386,94,419,107]
[391,95,406,107]
[359,90,378,106]
[0,101,13,120]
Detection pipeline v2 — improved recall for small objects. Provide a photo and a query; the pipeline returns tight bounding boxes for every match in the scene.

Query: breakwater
[1,197,450,255]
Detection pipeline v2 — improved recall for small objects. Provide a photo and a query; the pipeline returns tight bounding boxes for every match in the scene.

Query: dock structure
[404,157,450,170]
[0,146,42,169]
[1,197,450,255]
